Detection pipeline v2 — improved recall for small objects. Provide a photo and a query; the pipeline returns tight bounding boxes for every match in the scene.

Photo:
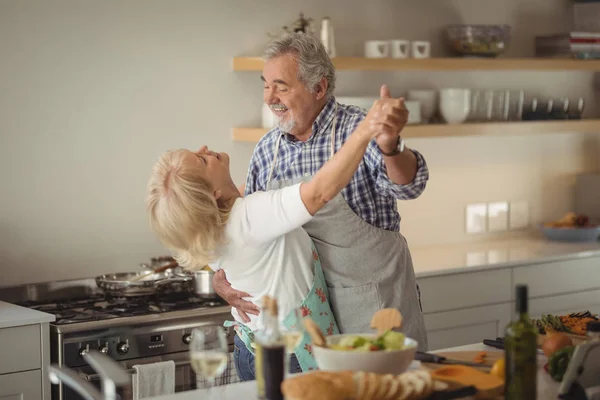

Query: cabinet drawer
[513,257,600,298]
[0,370,42,400]
[423,303,511,351]
[0,325,41,374]
[417,269,511,313]
[528,288,600,318]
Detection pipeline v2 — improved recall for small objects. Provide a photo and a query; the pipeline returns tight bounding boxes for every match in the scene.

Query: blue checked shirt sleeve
[364,137,429,200]
[244,133,273,196]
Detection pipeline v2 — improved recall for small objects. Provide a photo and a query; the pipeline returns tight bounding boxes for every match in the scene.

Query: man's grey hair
[263,33,336,99]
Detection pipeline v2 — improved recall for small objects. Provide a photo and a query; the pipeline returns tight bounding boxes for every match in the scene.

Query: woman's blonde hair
[146,149,231,269]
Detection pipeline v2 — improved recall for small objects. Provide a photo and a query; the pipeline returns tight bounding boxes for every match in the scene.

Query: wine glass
[280,308,304,377]
[189,326,228,392]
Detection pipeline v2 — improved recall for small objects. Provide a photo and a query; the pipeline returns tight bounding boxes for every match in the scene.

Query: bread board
[423,351,504,400]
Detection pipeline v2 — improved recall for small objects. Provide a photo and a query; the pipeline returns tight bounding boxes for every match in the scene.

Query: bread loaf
[281,368,441,400]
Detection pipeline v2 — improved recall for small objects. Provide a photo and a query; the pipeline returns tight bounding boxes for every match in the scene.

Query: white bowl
[312,333,418,375]
[439,88,471,124]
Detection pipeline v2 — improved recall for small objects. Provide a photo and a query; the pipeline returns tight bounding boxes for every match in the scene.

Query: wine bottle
[504,284,538,400]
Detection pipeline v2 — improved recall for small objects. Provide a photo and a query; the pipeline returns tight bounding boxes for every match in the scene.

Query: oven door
[58,350,237,400]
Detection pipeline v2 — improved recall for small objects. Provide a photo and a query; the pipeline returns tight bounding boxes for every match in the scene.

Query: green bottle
[504,284,538,400]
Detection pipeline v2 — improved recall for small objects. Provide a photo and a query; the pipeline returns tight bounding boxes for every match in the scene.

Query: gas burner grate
[19,293,227,325]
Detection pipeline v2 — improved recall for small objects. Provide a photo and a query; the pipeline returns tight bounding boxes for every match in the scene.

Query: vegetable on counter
[532,311,599,335]
[542,332,573,357]
[546,346,575,382]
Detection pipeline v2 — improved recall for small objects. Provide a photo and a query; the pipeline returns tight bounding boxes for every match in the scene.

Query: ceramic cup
[407,90,437,123]
[390,40,410,59]
[365,40,390,58]
[439,88,471,124]
[411,41,431,59]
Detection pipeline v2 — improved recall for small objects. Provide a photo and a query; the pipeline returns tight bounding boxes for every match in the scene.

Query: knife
[415,351,490,368]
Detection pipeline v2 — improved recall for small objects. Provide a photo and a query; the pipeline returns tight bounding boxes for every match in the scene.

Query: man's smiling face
[262,53,324,139]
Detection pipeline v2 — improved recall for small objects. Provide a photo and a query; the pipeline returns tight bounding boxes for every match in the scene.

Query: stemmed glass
[280,308,305,378]
[189,326,228,392]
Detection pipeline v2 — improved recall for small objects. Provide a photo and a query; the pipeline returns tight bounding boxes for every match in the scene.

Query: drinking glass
[189,326,228,392]
[280,308,304,377]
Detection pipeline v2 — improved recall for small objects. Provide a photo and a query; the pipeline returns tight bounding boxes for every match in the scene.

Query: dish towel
[132,360,175,400]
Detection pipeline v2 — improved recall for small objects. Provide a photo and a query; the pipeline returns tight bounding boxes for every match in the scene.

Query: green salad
[330,330,406,352]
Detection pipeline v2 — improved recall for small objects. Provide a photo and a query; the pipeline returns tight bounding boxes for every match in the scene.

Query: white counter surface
[150,343,561,400]
[0,300,55,328]
[410,236,600,278]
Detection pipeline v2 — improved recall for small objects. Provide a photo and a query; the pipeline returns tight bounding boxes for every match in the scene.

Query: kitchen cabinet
[416,254,600,350]
[0,370,42,400]
[0,302,54,400]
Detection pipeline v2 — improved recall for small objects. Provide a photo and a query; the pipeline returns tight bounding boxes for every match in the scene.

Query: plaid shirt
[244,97,429,232]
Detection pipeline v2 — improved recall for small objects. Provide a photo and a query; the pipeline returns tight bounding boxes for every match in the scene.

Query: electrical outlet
[466,203,487,234]
[488,202,509,232]
[509,200,529,230]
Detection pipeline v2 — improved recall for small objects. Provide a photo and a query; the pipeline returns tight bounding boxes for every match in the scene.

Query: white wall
[1,0,598,287]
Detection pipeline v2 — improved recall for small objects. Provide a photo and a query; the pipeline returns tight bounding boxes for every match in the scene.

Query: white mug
[390,39,410,59]
[365,40,390,58]
[412,41,431,59]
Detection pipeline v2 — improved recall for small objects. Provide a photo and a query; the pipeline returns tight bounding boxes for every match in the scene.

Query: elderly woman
[145,91,404,380]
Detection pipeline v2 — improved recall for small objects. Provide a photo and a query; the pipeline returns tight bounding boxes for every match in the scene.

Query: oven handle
[81,360,192,381]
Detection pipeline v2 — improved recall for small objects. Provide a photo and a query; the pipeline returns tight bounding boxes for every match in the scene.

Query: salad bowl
[312,331,418,374]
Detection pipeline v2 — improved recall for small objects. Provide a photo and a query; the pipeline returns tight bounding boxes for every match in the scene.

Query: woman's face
[184,146,232,196]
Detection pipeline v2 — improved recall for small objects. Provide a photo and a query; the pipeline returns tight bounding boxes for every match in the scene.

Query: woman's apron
[224,241,340,371]
[265,107,428,351]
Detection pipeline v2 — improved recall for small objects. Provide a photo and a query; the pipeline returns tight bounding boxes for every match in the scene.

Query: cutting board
[422,350,503,370]
[423,351,504,400]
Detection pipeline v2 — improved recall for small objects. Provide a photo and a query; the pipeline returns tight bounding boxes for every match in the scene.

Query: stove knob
[78,346,90,357]
[117,341,129,355]
[98,343,109,355]
[182,333,192,345]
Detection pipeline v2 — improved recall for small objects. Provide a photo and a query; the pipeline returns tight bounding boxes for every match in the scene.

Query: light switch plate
[510,200,529,229]
[466,203,487,234]
[488,201,509,232]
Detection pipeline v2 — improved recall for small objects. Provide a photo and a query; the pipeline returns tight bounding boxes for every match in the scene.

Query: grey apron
[265,109,428,351]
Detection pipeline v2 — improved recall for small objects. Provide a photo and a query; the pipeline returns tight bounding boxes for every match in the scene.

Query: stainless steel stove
[0,278,238,400]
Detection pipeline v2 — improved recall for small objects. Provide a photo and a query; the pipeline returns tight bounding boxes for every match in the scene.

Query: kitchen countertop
[149,343,561,400]
[410,236,600,278]
[0,300,55,328]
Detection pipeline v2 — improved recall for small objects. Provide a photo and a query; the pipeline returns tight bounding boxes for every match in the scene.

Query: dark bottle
[255,297,285,400]
[504,285,538,400]
[254,296,271,400]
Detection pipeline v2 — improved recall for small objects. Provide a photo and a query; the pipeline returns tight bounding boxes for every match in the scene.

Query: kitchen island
[409,236,600,350]
[150,343,561,400]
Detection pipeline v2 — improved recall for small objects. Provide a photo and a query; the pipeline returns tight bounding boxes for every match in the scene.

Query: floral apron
[223,242,339,371]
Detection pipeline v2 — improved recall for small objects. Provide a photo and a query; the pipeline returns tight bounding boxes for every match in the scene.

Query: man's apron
[265,108,428,351]
[224,242,340,371]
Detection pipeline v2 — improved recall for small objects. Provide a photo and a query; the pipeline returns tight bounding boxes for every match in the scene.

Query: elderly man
[214,33,429,350]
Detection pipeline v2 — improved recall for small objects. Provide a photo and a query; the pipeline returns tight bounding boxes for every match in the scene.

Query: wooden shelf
[232,120,600,143]
[232,57,600,71]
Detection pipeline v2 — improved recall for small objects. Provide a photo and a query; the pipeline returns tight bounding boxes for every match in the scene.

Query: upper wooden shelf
[232,57,600,71]
[232,119,600,143]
